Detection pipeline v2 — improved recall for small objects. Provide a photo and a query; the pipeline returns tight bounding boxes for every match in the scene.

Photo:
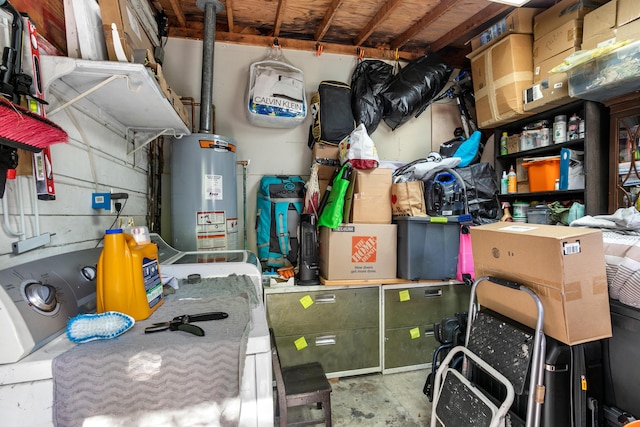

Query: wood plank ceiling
[151,0,558,67]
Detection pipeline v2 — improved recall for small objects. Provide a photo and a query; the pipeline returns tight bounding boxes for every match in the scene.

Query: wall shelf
[40,56,190,150]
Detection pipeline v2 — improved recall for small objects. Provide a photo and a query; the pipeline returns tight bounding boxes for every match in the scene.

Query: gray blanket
[53,276,253,427]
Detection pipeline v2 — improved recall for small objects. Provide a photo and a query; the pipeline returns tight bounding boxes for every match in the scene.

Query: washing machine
[0,237,272,427]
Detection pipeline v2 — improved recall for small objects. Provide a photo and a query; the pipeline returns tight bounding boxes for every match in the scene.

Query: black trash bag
[350,59,394,135]
[455,162,501,225]
[381,53,453,131]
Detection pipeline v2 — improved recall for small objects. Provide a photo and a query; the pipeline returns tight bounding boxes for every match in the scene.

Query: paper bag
[391,181,427,217]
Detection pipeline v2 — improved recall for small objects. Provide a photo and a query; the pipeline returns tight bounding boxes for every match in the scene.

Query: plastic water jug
[96,229,163,321]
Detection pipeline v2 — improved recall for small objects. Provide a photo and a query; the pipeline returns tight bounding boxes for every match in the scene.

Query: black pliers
[144,312,228,336]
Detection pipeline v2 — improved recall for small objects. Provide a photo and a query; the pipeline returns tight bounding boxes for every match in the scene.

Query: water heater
[170,134,238,251]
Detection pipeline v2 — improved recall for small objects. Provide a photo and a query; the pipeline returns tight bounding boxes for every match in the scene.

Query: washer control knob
[81,266,97,281]
[24,282,58,313]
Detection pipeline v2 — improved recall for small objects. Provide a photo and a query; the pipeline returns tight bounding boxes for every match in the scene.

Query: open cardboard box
[471,222,611,345]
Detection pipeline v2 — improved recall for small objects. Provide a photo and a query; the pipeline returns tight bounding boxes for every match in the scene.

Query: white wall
[162,39,460,255]
[0,73,149,269]
[0,39,463,269]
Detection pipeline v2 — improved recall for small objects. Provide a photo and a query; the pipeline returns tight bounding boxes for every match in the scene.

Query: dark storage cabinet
[494,100,609,216]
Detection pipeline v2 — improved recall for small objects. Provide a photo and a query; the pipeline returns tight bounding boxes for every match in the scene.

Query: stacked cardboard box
[469,8,542,54]
[581,0,640,48]
[310,145,397,281]
[525,0,605,113]
[469,34,534,128]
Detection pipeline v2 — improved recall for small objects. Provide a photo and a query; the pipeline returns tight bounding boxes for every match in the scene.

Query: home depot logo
[352,236,377,263]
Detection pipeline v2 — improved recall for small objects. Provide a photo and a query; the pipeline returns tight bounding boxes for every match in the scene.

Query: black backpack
[308,81,356,147]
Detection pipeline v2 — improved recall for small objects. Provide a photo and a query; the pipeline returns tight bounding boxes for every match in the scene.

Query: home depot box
[319,223,397,281]
[470,8,542,53]
[534,0,605,40]
[471,222,612,345]
[99,0,155,62]
[533,19,583,63]
[348,167,392,224]
[470,34,533,129]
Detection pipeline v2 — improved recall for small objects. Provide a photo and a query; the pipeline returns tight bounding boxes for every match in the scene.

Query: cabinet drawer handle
[315,294,336,304]
[424,289,443,298]
[315,335,336,346]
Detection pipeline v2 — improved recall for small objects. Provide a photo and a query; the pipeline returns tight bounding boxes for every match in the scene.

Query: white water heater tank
[170,134,238,251]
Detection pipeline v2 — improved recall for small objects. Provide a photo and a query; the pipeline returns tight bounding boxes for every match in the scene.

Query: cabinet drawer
[275,327,380,373]
[384,324,438,369]
[384,284,470,329]
[266,287,379,335]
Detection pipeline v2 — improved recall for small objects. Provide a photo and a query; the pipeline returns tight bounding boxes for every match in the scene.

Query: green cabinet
[382,283,470,372]
[266,286,380,376]
[265,281,470,377]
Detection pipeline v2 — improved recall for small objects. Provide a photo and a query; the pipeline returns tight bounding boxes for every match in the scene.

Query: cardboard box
[471,222,612,345]
[99,0,155,62]
[534,0,605,40]
[315,163,340,201]
[584,0,617,39]
[616,18,640,43]
[617,0,640,27]
[533,19,583,63]
[312,143,340,166]
[507,134,520,154]
[470,34,534,129]
[534,47,578,82]
[348,168,392,224]
[319,224,397,281]
[523,73,571,114]
[470,8,543,53]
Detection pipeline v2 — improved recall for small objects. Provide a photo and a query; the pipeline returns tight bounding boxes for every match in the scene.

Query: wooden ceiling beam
[429,3,511,52]
[315,0,345,41]
[273,0,287,37]
[354,0,404,47]
[225,0,235,33]
[168,29,424,60]
[390,0,458,50]
[167,0,187,27]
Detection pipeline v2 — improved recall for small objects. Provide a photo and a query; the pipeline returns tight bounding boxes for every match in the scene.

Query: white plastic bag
[246,47,307,128]
[338,123,379,169]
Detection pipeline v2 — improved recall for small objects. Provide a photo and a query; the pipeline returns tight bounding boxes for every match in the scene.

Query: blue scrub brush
[66,311,135,343]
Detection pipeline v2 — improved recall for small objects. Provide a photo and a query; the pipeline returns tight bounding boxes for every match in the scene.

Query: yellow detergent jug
[96,228,163,321]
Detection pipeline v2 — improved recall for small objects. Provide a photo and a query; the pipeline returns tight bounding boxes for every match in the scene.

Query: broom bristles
[0,97,68,152]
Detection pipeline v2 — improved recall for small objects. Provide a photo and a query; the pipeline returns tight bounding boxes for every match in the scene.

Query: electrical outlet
[110,189,116,213]
[92,193,111,210]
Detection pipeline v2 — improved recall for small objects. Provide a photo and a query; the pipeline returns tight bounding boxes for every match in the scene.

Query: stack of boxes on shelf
[312,144,397,282]
[468,0,605,127]
[98,0,190,129]
[568,0,640,101]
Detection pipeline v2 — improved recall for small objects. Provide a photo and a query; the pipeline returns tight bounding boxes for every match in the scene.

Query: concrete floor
[277,368,432,426]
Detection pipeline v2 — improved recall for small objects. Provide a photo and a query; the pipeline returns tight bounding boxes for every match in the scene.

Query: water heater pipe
[196,0,224,134]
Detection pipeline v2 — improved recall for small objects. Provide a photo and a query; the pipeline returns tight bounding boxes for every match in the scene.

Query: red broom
[0,96,68,152]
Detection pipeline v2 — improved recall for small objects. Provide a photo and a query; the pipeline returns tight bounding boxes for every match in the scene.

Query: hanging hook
[273,37,279,48]
[394,48,399,61]
[315,43,323,57]
[357,47,365,60]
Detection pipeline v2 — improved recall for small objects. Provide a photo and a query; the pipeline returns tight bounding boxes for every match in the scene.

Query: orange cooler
[96,229,163,320]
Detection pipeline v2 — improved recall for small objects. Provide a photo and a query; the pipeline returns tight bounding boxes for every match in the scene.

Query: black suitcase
[604,299,640,419]
[469,309,605,427]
